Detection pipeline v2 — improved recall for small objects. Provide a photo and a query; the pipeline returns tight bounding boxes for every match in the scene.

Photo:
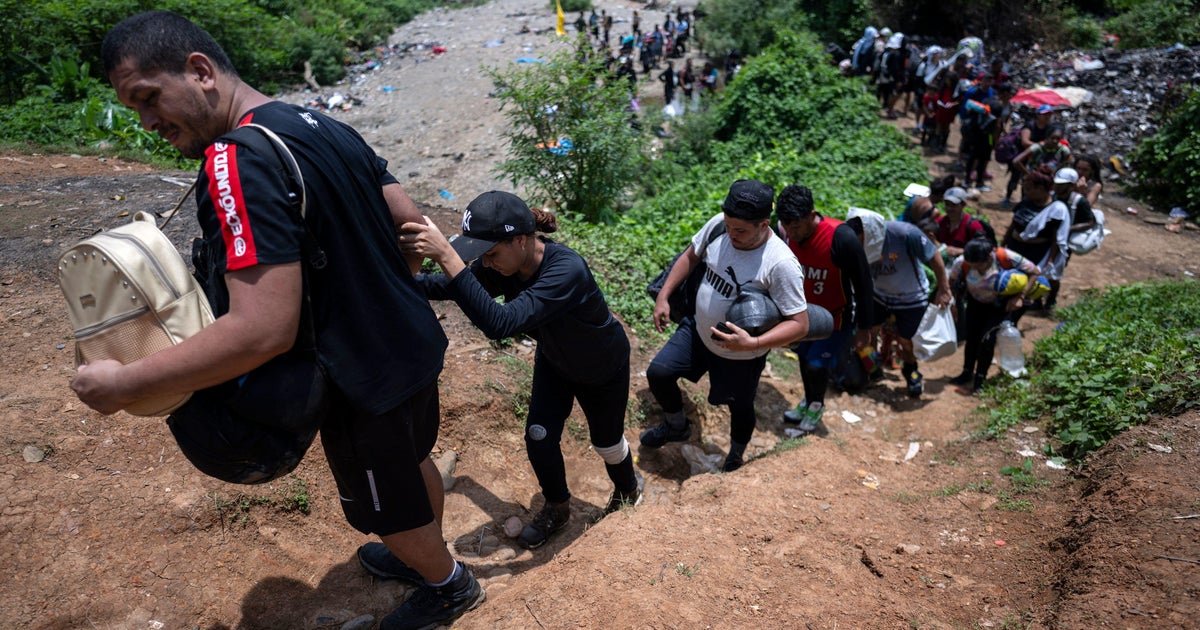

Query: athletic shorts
[320,381,439,536]
[650,316,767,406]
[868,301,926,340]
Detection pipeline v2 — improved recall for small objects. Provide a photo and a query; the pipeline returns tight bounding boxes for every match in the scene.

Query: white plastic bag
[1067,208,1107,255]
[912,301,957,362]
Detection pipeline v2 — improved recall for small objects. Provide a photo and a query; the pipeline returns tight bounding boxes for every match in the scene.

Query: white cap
[886,33,904,49]
[943,187,969,204]
[1054,167,1079,184]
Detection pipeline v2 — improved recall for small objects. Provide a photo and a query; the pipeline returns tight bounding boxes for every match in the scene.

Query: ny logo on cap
[461,209,473,232]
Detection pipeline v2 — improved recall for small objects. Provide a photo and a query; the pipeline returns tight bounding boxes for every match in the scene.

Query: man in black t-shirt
[73,11,483,630]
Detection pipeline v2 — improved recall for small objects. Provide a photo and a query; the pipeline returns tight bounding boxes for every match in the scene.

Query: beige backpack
[58,210,214,416]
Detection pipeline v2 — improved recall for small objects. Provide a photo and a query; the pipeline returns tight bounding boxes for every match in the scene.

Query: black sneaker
[602,471,644,516]
[639,421,691,448]
[904,369,924,398]
[721,452,744,473]
[357,542,424,585]
[947,371,972,386]
[517,501,570,549]
[380,561,485,630]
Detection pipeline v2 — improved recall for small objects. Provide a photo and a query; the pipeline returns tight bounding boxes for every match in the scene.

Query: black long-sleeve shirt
[417,241,628,384]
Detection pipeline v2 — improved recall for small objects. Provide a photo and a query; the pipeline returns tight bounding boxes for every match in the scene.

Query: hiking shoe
[904,369,924,398]
[947,371,972,386]
[977,185,992,192]
[517,501,570,549]
[380,561,486,630]
[796,402,827,437]
[639,421,691,448]
[955,374,987,396]
[601,471,645,516]
[721,452,744,473]
[782,399,808,424]
[357,542,424,585]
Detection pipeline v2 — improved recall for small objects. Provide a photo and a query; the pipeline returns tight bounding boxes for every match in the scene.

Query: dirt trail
[2,1,1199,628]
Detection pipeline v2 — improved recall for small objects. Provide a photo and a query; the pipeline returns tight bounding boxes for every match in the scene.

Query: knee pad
[593,437,630,465]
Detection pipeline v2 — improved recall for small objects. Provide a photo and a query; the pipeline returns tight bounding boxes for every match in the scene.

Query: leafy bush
[1130,86,1200,215]
[0,0,458,108]
[556,0,592,12]
[694,0,868,57]
[981,280,1200,459]
[1106,0,1200,49]
[487,36,646,224]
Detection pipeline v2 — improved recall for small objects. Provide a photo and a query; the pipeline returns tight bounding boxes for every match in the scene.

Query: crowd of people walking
[67,8,1114,629]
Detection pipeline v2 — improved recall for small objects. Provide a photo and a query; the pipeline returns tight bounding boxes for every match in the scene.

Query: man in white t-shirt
[641,179,810,472]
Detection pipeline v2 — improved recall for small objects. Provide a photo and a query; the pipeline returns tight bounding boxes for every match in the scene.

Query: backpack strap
[221,124,328,270]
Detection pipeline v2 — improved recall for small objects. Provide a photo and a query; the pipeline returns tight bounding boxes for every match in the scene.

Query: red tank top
[787,217,850,329]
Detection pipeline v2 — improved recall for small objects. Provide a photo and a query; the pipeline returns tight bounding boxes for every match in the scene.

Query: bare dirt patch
[2,1,1200,628]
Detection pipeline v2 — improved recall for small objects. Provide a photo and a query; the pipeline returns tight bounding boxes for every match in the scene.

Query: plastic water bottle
[996,321,1025,376]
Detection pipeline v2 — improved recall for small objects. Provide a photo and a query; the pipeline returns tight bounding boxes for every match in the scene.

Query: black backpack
[646,223,726,324]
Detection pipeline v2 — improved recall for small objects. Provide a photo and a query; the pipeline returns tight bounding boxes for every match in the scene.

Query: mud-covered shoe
[782,399,808,424]
[904,368,924,398]
[721,452,744,473]
[380,561,486,630]
[517,501,570,549]
[357,542,424,585]
[796,402,827,437]
[639,421,691,448]
[601,471,644,516]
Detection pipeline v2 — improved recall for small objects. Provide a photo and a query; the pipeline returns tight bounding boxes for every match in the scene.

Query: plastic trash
[439,189,455,201]
[841,410,862,424]
[996,321,1025,377]
[1170,207,1189,219]
[380,86,395,92]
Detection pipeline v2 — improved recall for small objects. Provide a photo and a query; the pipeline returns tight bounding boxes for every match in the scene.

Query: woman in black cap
[398,191,640,551]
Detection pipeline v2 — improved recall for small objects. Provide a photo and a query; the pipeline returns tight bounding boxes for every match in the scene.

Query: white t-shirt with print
[691,213,807,360]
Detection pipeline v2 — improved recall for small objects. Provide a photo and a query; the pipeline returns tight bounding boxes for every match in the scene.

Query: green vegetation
[0,0,470,158]
[1131,87,1200,215]
[981,280,1200,459]
[564,30,925,337]
[488,354,534,421]
[206,474,312,526]
[1106,0,1200,49]
[695,0,869,57]
[556,0,592,12]
[486,35,645,223]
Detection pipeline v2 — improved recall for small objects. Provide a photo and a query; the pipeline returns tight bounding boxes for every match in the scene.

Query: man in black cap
[640,179,810,472]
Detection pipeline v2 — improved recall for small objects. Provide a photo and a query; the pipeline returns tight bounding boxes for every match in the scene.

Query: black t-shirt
[195,101,447,414]
[417,241,628,385]
[1004,199,1059,263]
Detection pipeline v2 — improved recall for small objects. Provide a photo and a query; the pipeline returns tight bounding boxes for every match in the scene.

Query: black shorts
[868,300,927,339]
[651,317,767,406]
[320,381,440,536]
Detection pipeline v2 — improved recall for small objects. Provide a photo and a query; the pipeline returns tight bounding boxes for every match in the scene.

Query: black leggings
[525,353,630,504]
[960,296,1010,377]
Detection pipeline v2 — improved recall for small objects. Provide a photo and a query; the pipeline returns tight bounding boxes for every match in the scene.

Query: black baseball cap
[450,191,536,261]
[722,179,775,220]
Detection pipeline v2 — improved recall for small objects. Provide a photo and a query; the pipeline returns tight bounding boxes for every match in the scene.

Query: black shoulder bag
[646,222,727,324]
